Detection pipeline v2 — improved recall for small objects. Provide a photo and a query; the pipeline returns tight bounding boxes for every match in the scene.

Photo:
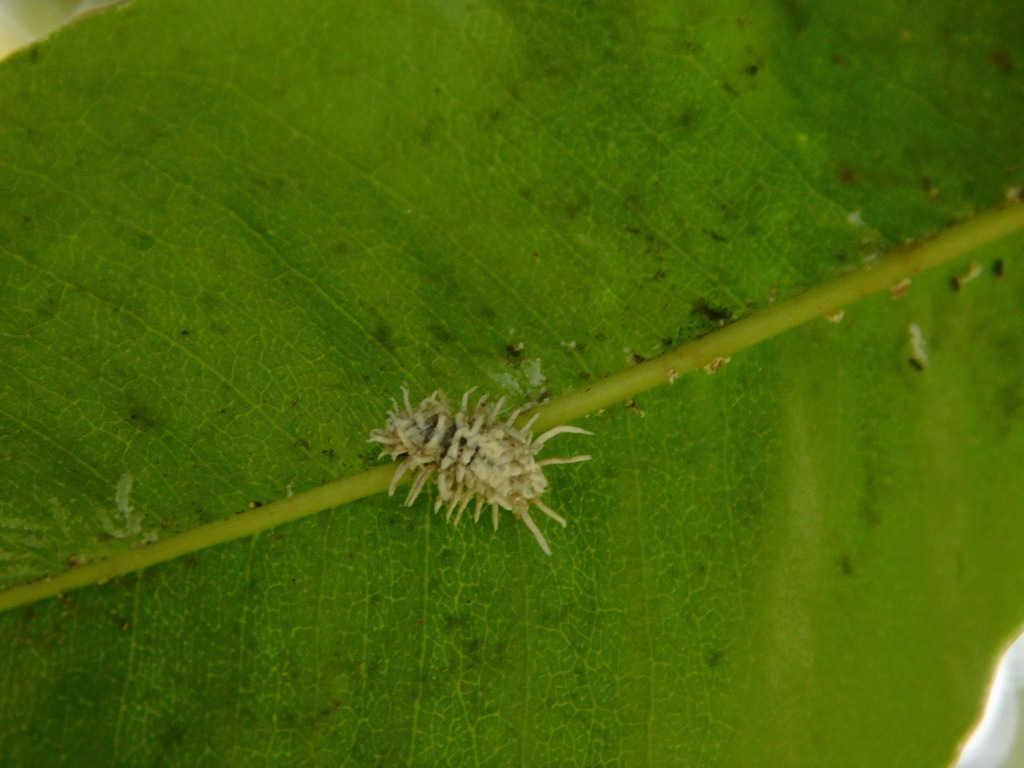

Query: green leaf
[1,1,1022,765]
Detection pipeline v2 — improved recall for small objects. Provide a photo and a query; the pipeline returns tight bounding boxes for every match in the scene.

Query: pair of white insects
[369,387,591,555]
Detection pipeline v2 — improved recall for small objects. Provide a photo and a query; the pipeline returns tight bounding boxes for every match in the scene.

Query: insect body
[369,387,591,554]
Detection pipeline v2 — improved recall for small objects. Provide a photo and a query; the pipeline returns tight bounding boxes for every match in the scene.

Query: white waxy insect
[369,387,591,555]
[908,322,929,370]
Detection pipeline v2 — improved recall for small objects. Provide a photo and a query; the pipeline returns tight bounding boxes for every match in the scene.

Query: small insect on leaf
[369,387,592,555]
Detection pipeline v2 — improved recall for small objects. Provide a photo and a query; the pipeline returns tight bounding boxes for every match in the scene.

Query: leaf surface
[1,1,1023,765]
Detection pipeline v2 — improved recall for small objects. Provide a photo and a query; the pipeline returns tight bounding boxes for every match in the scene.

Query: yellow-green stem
[1,202,1022,613]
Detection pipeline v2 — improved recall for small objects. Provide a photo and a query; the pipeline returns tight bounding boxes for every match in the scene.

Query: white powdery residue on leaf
[487,355,547,396]
[100,472,159,543]
[524,358,545,389]
[487,371,522,394]
[0,516,43,532]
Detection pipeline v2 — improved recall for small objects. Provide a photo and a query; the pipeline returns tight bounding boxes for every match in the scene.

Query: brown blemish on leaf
[692,298,731,323]
[703,356,731,374]
[889,278,911,299]
[839,554,855,576]
[989,51,1014,72]
[625,399,646,417]
[836,165,856,185]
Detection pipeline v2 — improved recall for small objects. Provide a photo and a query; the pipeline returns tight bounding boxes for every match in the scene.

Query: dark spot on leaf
[158,723,188,749]
[831,53,849,67]
[908,358,925,371]
[676,107,701,130]
[721,81,740,97]
[703,228,728,243]
[267,531,284,542]
[705,649,725,668]
[295,438,310,450]
[564,191,589,219]
[182,556,200,569]
[461,636,482,659]
[836,165,856,185]
[198,291,223,314]
[993,259,1005,279]
[989,51,1014,72]
[517,187,533,201]
[179,328,191,336]
[651,269,667,281]
[34,292,58,321]
[662,336,674,347]
[428,323,454,343]
[627,351,647,365]
[997,379,1023,421]
[505,343,524,360]
[444,613,468,629]
[839,553,855,576]
[127,402,158,432]
[861,504,882,528]
[322,448,335,458]
[26,46,41,64]
[373,322,393,350]
[782,0,810,32]
[131,233,156,251]
[745,63,760,76]
[692,298,731,322]
[720,202,741,221]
